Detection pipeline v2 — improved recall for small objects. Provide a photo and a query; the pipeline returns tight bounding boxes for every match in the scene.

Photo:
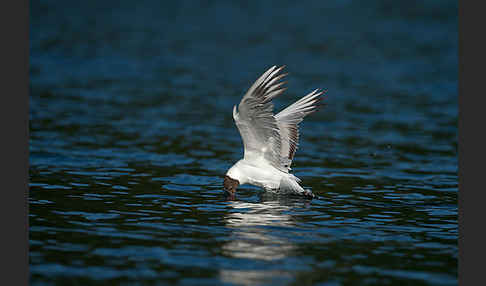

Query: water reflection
[220,198,307,285]
[222,200,296,260]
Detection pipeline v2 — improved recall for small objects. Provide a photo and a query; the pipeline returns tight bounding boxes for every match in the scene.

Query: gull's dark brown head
[223,175,240,195]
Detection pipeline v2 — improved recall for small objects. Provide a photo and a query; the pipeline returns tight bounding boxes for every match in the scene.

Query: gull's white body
[225,65,325,198]
[227,159,307,195]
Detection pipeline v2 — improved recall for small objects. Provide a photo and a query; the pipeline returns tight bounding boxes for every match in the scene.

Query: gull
[223,65,326,198]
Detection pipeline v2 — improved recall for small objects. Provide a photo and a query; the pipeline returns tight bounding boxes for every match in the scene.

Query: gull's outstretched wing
[232,65,289,172]
[275,89,326,170]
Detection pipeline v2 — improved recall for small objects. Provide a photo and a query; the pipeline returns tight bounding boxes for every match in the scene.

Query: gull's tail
[279,175,316,198]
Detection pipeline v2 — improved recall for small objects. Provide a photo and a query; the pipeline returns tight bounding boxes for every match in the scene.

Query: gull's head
[223,175,240,195]
[224,161,244,196]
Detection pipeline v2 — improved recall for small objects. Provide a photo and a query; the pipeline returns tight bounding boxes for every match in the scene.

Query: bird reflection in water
[220,196,311,285]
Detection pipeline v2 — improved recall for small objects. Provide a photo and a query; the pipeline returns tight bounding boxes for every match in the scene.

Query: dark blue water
[30,1,458,285]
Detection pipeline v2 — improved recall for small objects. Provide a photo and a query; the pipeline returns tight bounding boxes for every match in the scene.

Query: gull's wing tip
[267,65,278,72]
[266,65,286,72]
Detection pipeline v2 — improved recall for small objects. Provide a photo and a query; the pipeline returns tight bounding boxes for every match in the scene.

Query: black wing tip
[273,65,288,78]
[266,65,286,73]
[314,88,328,109]
[279,72,289,78]
[316,88,328,96]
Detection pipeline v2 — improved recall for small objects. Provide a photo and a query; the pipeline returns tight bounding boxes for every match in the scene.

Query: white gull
[224,65,326,198]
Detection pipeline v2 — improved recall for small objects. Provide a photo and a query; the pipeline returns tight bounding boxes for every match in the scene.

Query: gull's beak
[224,186,236,196]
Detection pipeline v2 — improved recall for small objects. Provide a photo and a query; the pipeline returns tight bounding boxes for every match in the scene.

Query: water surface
[30,1,457,285]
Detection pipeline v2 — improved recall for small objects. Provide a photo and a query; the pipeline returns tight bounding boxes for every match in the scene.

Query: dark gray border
[1,0,29,284]
[458,0,482,285]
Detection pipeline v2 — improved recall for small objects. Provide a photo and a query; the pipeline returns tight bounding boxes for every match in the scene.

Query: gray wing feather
[275,89,325,169]
[233,65,326,172]
[233,66,289,172]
